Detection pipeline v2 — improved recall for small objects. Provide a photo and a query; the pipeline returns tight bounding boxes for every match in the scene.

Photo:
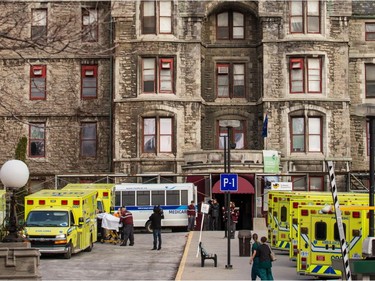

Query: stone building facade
[0,1,374,228]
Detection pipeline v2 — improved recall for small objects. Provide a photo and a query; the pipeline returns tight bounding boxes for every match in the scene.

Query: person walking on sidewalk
[120,207,134,246]
[149,205,164,250]
[187,201,196,231]
[257,236,274,280]
[249,233,261,280]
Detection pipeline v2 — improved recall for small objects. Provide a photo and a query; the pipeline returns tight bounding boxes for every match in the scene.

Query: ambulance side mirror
[79,217,84,225]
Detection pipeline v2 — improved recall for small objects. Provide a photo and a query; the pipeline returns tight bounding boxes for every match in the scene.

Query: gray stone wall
[0,2,112,184]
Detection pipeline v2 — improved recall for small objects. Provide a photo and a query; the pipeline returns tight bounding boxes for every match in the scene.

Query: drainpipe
[109,15,114,172]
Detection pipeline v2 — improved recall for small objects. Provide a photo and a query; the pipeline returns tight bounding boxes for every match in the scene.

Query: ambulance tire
[145,221,152,233]
[64,243,72,259]
[85,236,94,252]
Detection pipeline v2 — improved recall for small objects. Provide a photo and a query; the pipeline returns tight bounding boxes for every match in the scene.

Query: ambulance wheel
[64,243,72,259]
[85,237,94,252]
[145,221,152,233]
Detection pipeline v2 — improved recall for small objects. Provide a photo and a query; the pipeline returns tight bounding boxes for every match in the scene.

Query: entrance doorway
[213,193,253,230]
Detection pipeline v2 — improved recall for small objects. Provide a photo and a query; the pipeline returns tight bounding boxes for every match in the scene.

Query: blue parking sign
[220,174,238,192]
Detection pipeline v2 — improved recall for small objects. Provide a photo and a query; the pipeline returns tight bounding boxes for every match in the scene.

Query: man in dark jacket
[119,207,134,246]
[149,205,164,250]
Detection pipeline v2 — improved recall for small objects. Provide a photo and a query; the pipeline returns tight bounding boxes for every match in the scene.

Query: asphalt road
[38,231,323,280]
[39,232,187,280]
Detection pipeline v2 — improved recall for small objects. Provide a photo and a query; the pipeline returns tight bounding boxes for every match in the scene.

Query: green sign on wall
[263,150,280,173]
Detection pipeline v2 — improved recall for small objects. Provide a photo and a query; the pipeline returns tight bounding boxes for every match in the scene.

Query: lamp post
[0,160,30,242]
[219,120,240,269]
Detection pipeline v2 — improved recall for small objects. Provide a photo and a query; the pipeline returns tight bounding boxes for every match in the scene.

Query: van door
[307,213,342,277]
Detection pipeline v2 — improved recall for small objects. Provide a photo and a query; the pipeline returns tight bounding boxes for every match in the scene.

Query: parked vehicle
[24,189,97,259]
[114,183,197,232]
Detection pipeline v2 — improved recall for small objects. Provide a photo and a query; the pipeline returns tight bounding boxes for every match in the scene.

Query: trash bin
[238,230,252,256]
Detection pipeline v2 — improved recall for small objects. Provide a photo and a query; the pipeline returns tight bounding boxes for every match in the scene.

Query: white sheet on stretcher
[97,213,120,231]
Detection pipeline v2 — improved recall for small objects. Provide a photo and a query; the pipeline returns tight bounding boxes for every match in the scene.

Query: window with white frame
[365,64,375,98]
[142,57,174,94]
[217,63,245,98]
[141,0,172,34]
[216,11,244,40]
[31,9,47,42]
[291,116,322,152]
[289,57,322,94]
[29,123,45,157]
[82,8,98,42]
[143,117,173,153]
[81,122,97,157]
[218,120,245,149]
[290,0,320,34]
[30,65,46,100]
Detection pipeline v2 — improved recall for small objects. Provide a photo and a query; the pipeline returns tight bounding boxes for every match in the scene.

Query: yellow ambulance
[296,204,371,278]
[61,183,115,214]
[24,189,97,259]
[268,190,331,251]
[288,194,368,261]
[268,190,368,252]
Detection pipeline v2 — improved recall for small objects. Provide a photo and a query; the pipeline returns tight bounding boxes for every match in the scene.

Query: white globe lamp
[0,160,29,242]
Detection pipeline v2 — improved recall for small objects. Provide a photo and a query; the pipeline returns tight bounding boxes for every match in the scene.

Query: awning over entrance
[212,176,255,194]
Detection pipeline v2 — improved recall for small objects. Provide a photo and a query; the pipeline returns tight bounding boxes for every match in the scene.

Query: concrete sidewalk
[176,228,267,281]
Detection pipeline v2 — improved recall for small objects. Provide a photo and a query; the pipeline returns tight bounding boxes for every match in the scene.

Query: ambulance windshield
[26,211,69,227]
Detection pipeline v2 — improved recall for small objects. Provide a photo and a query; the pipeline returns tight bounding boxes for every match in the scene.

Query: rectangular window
[217,11,244,40]
[82,8,98,42]
[290,0,320,34]
[159,1,172,34]
[151,190,165,205]
[217,63,245,98]
[159,58,173,92]
[315,221,327,240]
[166,190,179,205]
[30,65,46,100]
[81,122,97,157]
[137,191,150,206]
[31,9,47,42]
[309,176,324,191]
[142,57,174,94]
[308,117,322,152]
[141,1,172,34]
[292,117,305,152]
[292,176,307,191]
[366,64,375,98]
[29,123,45,157]
[291,116,322,152]
[81,65,97,98]
[218,120,245,149]
[366,23,375,41]
[143,117,173,153]
[290,57,322,94]
[120,191,135,206]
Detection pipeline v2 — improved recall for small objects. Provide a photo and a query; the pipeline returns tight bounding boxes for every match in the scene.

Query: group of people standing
[188,199,240,235]
[115,205,164,250]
